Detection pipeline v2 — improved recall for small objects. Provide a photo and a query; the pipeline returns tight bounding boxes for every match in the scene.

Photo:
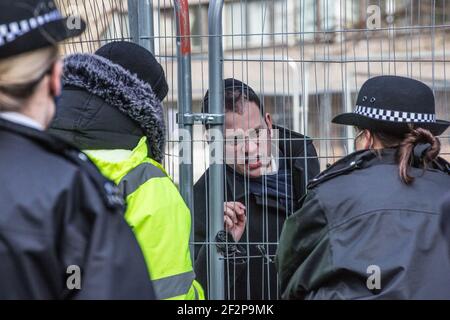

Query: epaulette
[412,143,450,175]
[432,157,450,175]
[307,150,377,189]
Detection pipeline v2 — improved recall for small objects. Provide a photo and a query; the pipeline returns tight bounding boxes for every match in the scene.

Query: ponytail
[397,127,441,184]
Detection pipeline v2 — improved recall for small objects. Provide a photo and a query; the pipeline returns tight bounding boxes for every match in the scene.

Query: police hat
[0,0,85,59]
[332,76,450,136]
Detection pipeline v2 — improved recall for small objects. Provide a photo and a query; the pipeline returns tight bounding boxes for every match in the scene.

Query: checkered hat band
[0,9,63,47]
[354,105,436,123]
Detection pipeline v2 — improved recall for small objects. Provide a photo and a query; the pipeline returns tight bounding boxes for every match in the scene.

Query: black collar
[0,118,70,153]
[309,147,450,189]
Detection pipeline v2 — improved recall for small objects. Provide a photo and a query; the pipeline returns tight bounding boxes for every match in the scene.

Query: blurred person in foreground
[0,0,154,299]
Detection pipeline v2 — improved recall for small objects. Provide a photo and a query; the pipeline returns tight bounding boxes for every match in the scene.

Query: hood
[60,53,166,163]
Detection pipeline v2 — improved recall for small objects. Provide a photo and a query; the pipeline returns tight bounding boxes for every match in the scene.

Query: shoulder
[121,160,171,197]
[122,159,189,206]
[274,125,313,144]
[194,168,210,189]
[0,120,123,210]
[0,125,80,180]
[274,125,317,157]
[123,161,190,222]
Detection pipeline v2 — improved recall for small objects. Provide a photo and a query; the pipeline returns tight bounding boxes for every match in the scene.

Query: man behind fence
[49,41,204,300]
[194,78,320,299]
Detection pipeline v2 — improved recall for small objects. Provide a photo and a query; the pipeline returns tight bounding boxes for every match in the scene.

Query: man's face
[224,100,273,178]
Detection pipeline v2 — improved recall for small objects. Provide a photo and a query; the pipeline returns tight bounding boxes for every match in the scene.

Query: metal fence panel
[56,0,450,300]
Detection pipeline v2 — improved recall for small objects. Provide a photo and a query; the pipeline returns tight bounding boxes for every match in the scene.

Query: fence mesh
[56,0,450,300]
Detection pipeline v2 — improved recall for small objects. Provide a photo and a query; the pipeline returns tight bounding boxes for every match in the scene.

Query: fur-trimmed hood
[61,53,166,163]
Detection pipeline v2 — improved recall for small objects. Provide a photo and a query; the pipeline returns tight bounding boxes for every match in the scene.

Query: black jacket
[49,86,146,151]
[0,119,155,299]
[276,147,450,300]
[194,127,320,300]
[439,192,450,246]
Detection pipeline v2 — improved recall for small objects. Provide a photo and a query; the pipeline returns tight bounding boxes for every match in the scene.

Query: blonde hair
[0,46,59,111]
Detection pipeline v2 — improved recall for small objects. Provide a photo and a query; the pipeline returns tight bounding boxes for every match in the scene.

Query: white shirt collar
[263,142,280,175]
[263,156,279,175]
[0,112,44,131]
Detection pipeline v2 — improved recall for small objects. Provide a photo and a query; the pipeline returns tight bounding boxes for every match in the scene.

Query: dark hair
[223,88,263,115]
[361,127,441,185]
[202,78,263,115]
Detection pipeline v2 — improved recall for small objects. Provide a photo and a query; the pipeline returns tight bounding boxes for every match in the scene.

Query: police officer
[276,76,450,299]
[0,0,154,299]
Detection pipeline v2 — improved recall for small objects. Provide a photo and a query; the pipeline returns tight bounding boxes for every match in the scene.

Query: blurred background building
[56,0,450,182]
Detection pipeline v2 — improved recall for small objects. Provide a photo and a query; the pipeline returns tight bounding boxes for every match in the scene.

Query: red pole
[175,0,191,56]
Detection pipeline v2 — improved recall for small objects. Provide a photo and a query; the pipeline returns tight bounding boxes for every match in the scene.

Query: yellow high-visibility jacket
[85,136,204,300]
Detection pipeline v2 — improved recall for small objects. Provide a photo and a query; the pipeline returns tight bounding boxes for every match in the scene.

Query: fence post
[207,0,225,300]
[174,0,194,254]
[127,0,155,53]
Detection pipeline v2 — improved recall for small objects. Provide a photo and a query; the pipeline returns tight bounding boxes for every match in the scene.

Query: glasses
[225,128,270,148]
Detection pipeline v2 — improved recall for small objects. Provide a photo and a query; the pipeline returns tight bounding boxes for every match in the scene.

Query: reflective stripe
[194,287,199,300]
[118,162,166,198]
[192,280,205,300]
[152,271,195,300]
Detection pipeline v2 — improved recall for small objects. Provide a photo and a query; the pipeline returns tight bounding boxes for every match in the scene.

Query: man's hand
[224,202,246,242]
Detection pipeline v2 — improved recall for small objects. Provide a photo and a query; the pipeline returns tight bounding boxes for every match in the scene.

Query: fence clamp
[177,113,224,125]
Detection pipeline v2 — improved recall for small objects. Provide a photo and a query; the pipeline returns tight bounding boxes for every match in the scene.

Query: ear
[264,112,273,129]
[364,130,373,149]
[49,60,63,97]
